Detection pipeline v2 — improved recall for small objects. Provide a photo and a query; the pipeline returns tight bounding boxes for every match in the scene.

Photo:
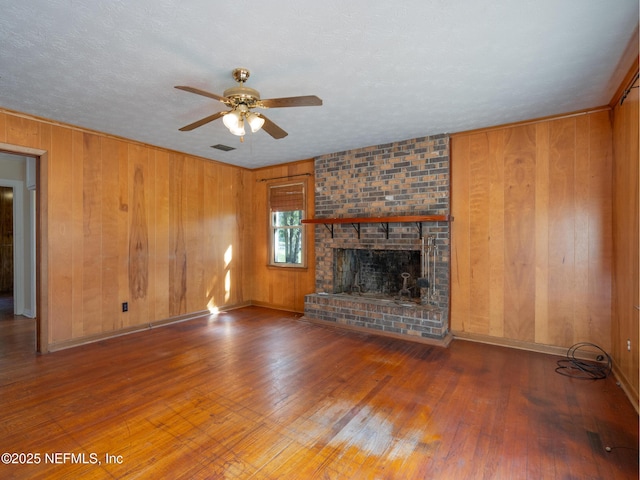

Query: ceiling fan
[175,67,322,140]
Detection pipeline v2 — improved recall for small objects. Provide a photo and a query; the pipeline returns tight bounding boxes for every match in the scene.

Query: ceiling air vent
[211,144,235,152]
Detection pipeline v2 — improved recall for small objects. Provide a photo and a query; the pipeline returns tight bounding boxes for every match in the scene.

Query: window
[269,182,305,267]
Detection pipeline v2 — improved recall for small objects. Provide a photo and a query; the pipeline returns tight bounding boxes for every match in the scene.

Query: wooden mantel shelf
[302,214,449,225]
[302,214,450,238]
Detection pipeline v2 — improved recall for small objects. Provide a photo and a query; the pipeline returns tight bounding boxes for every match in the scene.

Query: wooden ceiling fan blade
[260,115,288,139]
[179,112,225,131]
[175,86,229,103]
[260,95,322,108]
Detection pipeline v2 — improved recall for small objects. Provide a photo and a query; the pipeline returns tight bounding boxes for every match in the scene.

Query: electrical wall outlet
[122,302,128,312]
[627,339,631,351]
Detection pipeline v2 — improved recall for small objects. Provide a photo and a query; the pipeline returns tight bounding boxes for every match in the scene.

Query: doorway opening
[0,144,44,354]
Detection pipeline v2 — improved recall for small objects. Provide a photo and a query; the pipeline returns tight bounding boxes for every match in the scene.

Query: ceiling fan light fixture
[247,113,265,133]
[222,110,241,130]
[229,118,246,136]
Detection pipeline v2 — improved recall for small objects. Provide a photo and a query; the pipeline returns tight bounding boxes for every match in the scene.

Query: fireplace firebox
[333,248,421,299]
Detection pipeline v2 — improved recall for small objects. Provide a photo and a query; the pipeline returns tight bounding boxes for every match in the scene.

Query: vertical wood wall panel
[70,131,84,338]
[185,156,202,313]
[547,119,576,346]
[468,134,490,334]
[37,124,51,352]
[100,137,122,333]
[204,162,221,311]
[573,116,591,345]
[0,112,6,141]
[451,136,471,331]
[228,166,246,306]
[452,110,613,350]
[503,125,536,342]
[534,123,550,343]
[611,71,639,405]
[488,130,505,337]
[128,144,149,327]
[168,153,187,317]
[116,139,130,330]
[82,133,103,336]
[153,149,170,322]
[585,113,613,346]
[48,125,74,342]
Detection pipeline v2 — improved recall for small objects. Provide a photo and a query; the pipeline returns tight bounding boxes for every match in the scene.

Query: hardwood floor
[0,305,637,479]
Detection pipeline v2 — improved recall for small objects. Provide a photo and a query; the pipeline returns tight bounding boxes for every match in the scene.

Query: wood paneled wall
[611,67,639,406]
[0,109,249,350]
[247,161,316,313]
[451,110,613,350]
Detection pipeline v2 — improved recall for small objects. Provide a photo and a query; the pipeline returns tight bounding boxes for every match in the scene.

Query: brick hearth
[305,294,446,338]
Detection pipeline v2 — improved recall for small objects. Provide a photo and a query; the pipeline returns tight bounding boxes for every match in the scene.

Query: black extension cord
[555,342,612,380]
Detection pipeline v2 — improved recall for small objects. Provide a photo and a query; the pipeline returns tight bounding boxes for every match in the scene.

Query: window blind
[269,183,304,212]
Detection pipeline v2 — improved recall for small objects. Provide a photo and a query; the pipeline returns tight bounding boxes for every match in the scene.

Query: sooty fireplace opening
[333,249,421,299]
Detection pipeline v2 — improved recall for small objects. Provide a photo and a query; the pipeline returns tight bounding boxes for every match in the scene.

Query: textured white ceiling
[0,0,637,168]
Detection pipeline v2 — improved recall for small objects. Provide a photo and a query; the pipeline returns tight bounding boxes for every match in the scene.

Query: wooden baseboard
[453,331,639,413]
[302,316,453,348]
[47,303,252,352]
[249,300,304,315]
[452,331,570,357]
[611,363,640,414]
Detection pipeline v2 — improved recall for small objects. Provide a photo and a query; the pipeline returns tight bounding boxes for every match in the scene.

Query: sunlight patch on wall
[206,273,219,315]
[207,299,219,315]
[224,244,232,302]
[224,245,232,268]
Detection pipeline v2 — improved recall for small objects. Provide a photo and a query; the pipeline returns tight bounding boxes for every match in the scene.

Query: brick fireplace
[303,134,451,344]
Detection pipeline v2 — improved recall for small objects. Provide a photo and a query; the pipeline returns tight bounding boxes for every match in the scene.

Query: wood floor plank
[0,303,637,479]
